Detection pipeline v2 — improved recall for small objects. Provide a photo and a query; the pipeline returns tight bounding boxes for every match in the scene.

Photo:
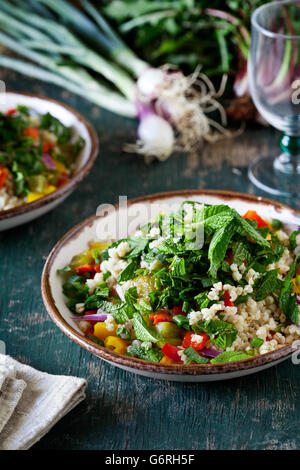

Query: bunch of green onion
[0,0,230,161]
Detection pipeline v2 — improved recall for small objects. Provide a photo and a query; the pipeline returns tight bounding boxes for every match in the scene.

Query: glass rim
[252,0,300,40]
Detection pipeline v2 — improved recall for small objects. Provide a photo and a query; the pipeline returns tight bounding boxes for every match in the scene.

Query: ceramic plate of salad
[42,190,300,381]
[0,92,98,231]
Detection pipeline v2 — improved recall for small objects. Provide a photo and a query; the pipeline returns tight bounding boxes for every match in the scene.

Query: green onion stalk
[0,0,232,161]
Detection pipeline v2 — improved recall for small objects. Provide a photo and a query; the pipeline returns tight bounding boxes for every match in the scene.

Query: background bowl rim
[0,91,99,221]
[41,189,299,376]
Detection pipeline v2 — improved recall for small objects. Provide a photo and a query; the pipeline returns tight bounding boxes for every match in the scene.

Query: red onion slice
[72,313,108,322]
[42,152,56,169]
[200,347,222,358]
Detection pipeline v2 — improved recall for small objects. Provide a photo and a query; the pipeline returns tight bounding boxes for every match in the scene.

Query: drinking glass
[248,0,300,197]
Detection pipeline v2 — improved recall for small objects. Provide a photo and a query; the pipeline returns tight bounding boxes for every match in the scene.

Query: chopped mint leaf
[132,312,163,343]
[184,346,209,364]
[135,299,153,314]
[103,271,111,281]
[234,294,248,305]
[117,325,131,340]
[86,335,104,347]
[235,213,270,248]
[251,337,264,348]
[117,258,139,283]
[127,237,149,258]
[272,219,283,230]
[94,300,125,315]
[279,253,300,324]
[255,269,281,302]
[127,345,163,362]
[210,350,255,363]
[208,218,236,278]
[173,314,190,330]
[194,292,210,309]
[57,265,72,273]
[193,319,238,348]
[289,231,300,251]
[232,240,251,265]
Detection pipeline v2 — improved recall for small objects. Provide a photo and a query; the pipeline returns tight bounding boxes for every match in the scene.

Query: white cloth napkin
[0,354,87,450]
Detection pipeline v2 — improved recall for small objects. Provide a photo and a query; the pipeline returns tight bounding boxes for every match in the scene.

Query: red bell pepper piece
[266,331,275,341]
[149,312,173,325]
[42,142,55,152]
[24,127,39,140]
[85,327,95,336]
[76,264,96,274]
[242,210,268,229]
[84,310,98,327]
[182,331,209,351]
[0,166,8,189]
[84,309,98,316]
[161,344,181,362]
[57,172,69,188]
[5,108,16,116]
[224,249,234,265]
[172,304,186,316]
[223,290,234,307]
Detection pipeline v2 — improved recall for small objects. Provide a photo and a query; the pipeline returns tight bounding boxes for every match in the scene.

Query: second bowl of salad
[0,92,98,231]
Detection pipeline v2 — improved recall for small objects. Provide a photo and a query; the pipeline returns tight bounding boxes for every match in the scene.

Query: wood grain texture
[0,71,299,450]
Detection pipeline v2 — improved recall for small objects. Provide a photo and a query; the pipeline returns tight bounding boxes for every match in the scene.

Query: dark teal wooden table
[1,72,299,450]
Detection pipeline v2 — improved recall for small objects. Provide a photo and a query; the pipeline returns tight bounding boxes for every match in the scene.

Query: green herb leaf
[255,269,281,301]
[127,237,149,258]
[173,314,190,330]
[251,337,264,348]
[127,345,163,362]
[193,319,238,348]
[116,325,131,340]
[132,312,163,343]
[279,253,300,324]
[208,218,236,278]
[235,213,270,248]
[289,231,300,251]
[272,219,283,230]
[210,350,255,363]
[184,346,209,364]
[86,335,104,347]
[117,258,139,283]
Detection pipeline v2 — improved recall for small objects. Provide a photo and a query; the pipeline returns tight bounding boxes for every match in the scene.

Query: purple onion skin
[42,152,56,169]
[72,314,107,322]
[200,347,222,358]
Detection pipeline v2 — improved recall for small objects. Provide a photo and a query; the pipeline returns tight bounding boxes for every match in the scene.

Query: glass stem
[274,134,300,175]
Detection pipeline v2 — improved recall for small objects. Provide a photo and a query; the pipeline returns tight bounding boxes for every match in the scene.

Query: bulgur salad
[59,202,300,365]
[0,105,84,211]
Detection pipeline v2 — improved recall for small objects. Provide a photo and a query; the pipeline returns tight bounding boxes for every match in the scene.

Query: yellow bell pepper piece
[292,275,300,294]
[70,250,94,268]
[160,355,176,364]
[43,185,56,195]
[54,159,67,173]
[104,336,128,355]
[88,241,111,251]
[27,192,43,203]
[93,321,117,341]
